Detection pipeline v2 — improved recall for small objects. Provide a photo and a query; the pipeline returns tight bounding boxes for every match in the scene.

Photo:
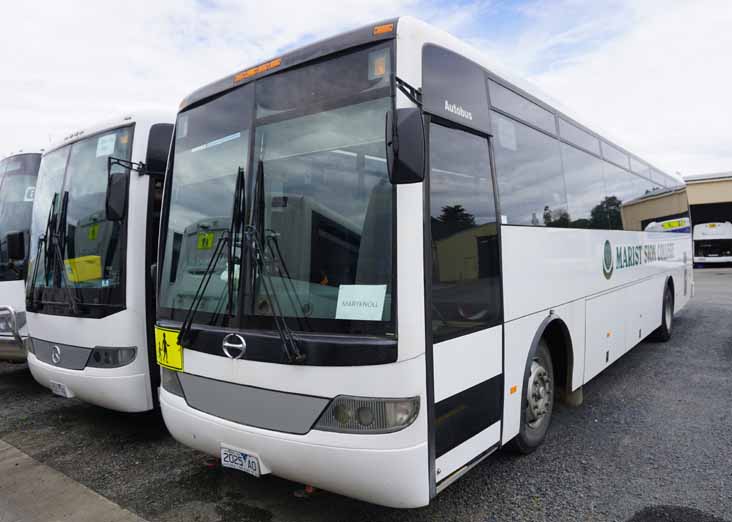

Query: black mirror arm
[107,156,147,177]
[395,77,422,106]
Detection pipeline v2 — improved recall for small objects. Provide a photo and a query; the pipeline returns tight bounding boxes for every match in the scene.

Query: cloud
[0,0,426,155]
[1,0,730,179]
[520,0,732,176]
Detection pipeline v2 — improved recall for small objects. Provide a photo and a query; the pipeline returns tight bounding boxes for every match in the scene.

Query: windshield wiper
[246,225,305,364]
[28,193,58,308]
[178,167,244,346]
[51,191,79,314]
[248,160,305,364]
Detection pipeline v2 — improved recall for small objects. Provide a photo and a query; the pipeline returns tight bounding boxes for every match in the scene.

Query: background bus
[155,17,692,507]
[25,112,173,412]
[693,222,732,265]
[0,150,41,361]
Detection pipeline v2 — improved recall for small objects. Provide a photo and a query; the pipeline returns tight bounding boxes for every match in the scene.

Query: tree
[590,196,623,230]
[438,204,476,230]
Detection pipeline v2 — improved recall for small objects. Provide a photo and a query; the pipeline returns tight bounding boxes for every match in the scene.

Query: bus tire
[511,338,554,454]
[650,284,674,342]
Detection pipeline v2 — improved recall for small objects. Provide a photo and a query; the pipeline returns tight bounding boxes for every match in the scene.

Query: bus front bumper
[159,387,429,508]
[27,352,151,412]
[0,334,27,362]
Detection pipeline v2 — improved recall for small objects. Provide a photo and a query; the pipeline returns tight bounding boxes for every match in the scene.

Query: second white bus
[26,111,173,412]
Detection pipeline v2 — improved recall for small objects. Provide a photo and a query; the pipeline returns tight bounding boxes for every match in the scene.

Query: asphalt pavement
[1,268,730,522]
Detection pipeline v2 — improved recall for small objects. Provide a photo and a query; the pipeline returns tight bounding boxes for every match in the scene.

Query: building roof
[683,171,732,183]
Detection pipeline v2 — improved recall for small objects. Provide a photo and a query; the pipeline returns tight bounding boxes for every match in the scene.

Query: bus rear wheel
[512,339,554,454]
[650,284,674,342]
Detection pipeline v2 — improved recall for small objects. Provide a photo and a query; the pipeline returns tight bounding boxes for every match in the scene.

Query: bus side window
[561,143,608,229]
[429,124,501,343]
[491,112,568,227]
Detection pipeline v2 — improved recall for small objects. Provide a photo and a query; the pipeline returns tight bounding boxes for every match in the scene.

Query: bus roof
[44,109,174,155]
[1,149,43,161]
[177,16,679,187]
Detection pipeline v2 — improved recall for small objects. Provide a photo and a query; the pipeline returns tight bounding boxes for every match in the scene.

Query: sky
[1,0,730,176]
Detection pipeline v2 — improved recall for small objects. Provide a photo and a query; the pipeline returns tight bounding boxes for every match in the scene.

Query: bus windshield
[28,126,132,310]
[159,43,395,336]
[0,154,40,282]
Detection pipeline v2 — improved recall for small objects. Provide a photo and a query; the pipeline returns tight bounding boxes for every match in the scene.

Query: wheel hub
[526,360,552,427]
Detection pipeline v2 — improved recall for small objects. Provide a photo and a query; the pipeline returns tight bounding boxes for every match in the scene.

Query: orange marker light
[373,23,394,36]
[234,57,282,83]
[510,385,517,395]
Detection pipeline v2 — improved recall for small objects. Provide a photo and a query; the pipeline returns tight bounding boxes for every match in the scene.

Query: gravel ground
[1,268,730,522]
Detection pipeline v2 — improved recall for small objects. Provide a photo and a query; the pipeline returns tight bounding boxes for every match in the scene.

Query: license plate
[221,446,261,477]
[50,381,73,398]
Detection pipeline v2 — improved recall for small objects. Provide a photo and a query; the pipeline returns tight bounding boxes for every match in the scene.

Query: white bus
[155,17,692,507]
[26,112,173,412]
[0,150,41,361]
[693,222,732,265]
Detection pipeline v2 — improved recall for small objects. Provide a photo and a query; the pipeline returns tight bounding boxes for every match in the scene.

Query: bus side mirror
[6,231,25,262]
[145,123,174,178]
[106,158,130,222]
[386,108,426,184]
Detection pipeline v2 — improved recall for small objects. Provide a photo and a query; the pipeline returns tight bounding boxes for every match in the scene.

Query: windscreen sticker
[155,326,183,371]
[335,284,387,321]
[191,132,240,153]
[23,186,35,202]
[87,223,99,240]
[197,231,215,250]
[96,134,116,157]
[497,118,517,151]
[177,114,189,140]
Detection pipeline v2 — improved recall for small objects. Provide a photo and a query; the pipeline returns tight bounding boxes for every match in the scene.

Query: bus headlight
[314,396,419,434]
[86,347,137,368]
[161,368,184,397]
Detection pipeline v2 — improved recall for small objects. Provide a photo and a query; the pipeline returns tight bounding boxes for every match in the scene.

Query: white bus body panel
[500,226,692,442]
[26,111,172,412]
[162,353,430,507]
[160,388,428,508]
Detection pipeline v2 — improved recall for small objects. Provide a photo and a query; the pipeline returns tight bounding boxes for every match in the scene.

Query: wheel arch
[525,313,575,397]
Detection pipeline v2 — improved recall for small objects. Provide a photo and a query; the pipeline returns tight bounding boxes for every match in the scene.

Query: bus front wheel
[512,339,554,454]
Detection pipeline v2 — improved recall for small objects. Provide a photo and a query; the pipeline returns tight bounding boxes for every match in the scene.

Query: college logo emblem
[602,240,614,280]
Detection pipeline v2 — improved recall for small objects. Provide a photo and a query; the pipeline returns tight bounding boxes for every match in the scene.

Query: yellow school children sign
[155,326,183,371]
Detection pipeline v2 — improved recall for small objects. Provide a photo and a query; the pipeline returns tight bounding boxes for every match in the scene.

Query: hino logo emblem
[51,345,61,365]
[222,334,247,360]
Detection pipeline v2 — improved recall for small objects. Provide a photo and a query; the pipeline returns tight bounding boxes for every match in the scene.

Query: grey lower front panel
[31,338,92,370]
[178,373,331,435]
